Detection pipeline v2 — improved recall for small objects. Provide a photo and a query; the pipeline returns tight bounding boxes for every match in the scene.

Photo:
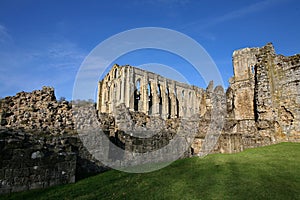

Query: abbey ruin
[97,64,202,119]
[0,43,299,194]
[223,43,299,150]
[96,43,299,154]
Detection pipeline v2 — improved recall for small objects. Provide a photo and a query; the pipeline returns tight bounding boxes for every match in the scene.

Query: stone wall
[0,128,76,194]
[215,43,300,153]
[0,86,74,135]
[255,44,300,142]
[0,43,299,195]
[97,64,203,119]
[111,104,197,157]
[0,127,109,194]
[0,88,108,194]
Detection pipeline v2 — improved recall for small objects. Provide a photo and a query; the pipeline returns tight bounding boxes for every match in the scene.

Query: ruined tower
[230,46,259,120]
[224,43,300,151]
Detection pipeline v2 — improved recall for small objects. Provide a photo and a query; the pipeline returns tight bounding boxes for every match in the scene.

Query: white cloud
[72,55,112,100]
[207,0,278,25]
[155,0,190,5]
[34,41,86,72]
[0,35,88,99]
[181,0,288,32]
[134,0,190,7]
[0,24,12,44]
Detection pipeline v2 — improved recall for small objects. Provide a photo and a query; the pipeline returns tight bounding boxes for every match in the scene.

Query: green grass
[1,142,300,200]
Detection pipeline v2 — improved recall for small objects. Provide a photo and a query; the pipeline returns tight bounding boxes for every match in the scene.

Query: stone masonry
[0,128,76,194]
[0,43,299,194]
[96,43,300,155]
[97,64,203,119]
[0,88,108,194]
[214,43,300,154]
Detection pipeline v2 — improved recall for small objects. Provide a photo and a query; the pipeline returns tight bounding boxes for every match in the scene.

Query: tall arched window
[114,69,118,78]
[147,83,151,97]
[157,84,162,115]
[166,87,171,119]
[134,79,141,111]
[113,83,117,101]
[148,83,152,115]
[176,97,179,118]
[136,79,140,92]
[157,84,161,96]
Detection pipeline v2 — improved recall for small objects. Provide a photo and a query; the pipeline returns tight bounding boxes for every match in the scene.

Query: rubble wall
[0,87,108,194]
[0,129,76,194]
[217,43,300,153]
[0,43,299,194]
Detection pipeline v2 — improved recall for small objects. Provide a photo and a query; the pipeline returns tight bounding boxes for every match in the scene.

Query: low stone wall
[0,127,109,194]
[0,128,76,194]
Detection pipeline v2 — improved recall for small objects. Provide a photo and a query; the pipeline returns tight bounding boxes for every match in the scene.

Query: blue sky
[0,0,299,100]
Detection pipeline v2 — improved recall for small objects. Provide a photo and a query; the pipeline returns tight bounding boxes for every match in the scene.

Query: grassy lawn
[1,142,300,200]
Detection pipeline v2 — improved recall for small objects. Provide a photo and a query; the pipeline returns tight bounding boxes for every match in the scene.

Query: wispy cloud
[73,54,112,100]
[0,32,87,99]
[30,41,86,71]
[134,0,190,8]
[154,0,190,5]
[207,0,275,26]
[0,24,13,43]
[181,0,288,35]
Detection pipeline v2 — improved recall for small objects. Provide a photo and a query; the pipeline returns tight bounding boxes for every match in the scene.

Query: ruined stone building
[97,64,202,119]
[96,43,300,154]
[219,43,300,153]
[0,43,299,194]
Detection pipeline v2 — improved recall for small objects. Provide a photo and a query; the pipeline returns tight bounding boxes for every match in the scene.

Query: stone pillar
[128,67,134,111]
[107,85,111,113]
[97,81,102,111]
[161,80,168,119]
[114,83,118,111]
[109,83,115,114]
[120,68,125,104]
[169,82,177,118]
[188,90,191,117]
[151,77,160,116]
[124,68,128,107]
[171,94,177,118]
[100,85,106,113]
[180,89,185,118]
[192,90,197,116]
[186,90,191,117]
[142,73,149,114]
[101,85,106,113]
[114,81,119,106]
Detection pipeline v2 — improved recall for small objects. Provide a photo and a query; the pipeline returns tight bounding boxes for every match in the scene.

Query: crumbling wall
[0,86,74,135]
[219,43,300,153]
[0,43,299,195]
[0,128,76,194]
[108,103,198,159]
[0,88,108,194]
[255,43,300,142]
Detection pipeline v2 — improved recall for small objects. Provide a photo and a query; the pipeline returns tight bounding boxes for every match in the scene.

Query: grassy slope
[1,142,300,200]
